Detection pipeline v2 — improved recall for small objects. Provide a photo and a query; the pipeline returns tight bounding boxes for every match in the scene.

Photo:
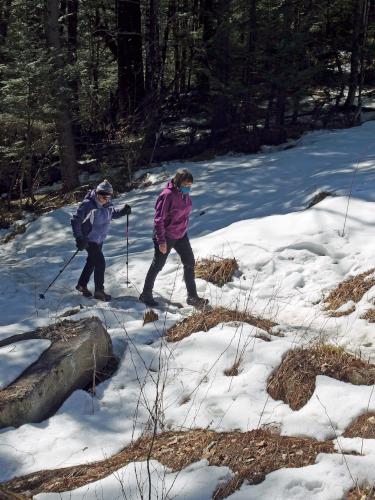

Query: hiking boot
[139,292,159,307]
[94,288,111,301]
[187,295,209,308]
[76,284,93,298]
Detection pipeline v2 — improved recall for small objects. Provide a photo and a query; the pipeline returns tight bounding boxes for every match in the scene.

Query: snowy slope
[1,122,375,498]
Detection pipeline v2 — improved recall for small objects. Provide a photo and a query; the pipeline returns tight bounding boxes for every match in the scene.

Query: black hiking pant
[142,234,197,298]
[78,242,105,290]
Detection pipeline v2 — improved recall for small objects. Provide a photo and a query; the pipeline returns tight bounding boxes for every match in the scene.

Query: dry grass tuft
[3,429,334,498]
[361,308,375,323]
[346,486,375,499]
[195,256,238,287]
[324,269,375,316]
[329,305,356,317]
[224,359,242,377]
[143,309,159,325]
[268,345,375,410]
[344,412,375,439]
[166,306,277,342]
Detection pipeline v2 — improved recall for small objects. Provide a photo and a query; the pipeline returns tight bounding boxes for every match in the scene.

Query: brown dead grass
[195,257,238,287]
[324,269,375,316]
[3,429,334,499]
[166,306,277,342]
[346,486,375,499]
[344,412,375,439]
[361,308,375,323]
[143,309,159,325]
[0,487,27,499]
[224,359,242,377]
[329,305,356,317]
[268,345,375,410]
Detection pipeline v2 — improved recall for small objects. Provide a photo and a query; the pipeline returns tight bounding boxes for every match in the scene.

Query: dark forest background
[0,0,374,207]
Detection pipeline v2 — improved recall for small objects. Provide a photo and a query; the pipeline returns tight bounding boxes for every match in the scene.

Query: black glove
[76,237,88,251]
[119,204,131,216]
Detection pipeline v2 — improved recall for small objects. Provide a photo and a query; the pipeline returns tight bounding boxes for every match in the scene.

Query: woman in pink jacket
[140,168,208,308]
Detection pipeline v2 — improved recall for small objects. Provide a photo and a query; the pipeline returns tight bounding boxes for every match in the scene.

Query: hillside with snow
[1,122,375,499]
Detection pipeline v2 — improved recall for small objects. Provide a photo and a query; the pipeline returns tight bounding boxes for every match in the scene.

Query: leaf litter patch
[323,269,375,317]
[268,345,375,410]
[344,412,375,439]
[3,429,334,499]
[166,306,277,342]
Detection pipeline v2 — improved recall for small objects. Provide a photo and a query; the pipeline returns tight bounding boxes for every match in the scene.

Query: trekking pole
[126,213,130,286]
[39,249,80,299]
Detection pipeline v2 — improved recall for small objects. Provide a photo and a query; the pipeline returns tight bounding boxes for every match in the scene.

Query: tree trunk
[88,8,100,129]
[145,0,161,94]
[244,0,257,85]
[345,0,369,108]
[117,0,144,117]
[160,0,175,92]
[275,87,286,127]
[357,0,370,115]
[197,0,214,92]
[46,0,79,192]
[0,0,11,64]
[67,0,79,122]
[265,84,276,129]
[143,0,162,152]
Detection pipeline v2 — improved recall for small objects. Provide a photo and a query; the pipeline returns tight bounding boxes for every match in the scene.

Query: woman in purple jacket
[140,168,208,308]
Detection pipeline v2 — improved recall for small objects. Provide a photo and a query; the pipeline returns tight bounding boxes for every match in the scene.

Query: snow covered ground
[1,122,375,498]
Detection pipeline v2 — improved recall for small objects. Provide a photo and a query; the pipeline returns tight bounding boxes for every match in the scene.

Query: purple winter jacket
[154,180,192,244]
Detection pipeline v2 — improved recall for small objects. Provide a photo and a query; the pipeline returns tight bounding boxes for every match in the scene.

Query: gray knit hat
[96,179,113,195]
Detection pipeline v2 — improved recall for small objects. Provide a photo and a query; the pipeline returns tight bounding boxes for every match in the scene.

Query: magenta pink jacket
[154,180,192,244]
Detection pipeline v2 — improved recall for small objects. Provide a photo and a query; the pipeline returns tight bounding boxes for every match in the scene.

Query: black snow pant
[78,242,105,290]
[142,234,197,298]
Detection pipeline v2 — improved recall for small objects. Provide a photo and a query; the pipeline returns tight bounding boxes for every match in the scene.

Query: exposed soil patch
[323,269,375,316]
[344,412,375,439]
[268,345,375,410]
[166,306,277,342]
[307,191,334,208]
[3,429,334,498]
[195,257,239,287]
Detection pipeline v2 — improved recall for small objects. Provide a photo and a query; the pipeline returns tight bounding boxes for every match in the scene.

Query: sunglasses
[98,193,111,199]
